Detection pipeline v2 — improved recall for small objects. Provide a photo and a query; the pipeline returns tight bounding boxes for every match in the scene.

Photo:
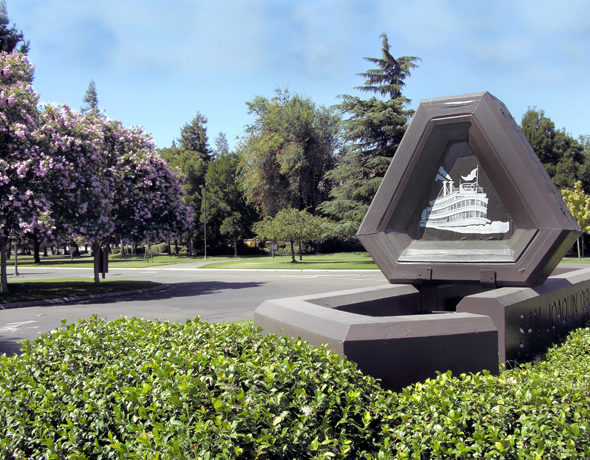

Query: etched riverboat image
[420,165,510,234]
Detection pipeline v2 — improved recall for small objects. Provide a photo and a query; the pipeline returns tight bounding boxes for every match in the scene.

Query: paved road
[0,265,388,356]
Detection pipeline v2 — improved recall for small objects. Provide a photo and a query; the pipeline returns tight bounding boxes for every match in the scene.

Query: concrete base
[254,284,498,392]
[254,266,590,391]
[458,265,590,363]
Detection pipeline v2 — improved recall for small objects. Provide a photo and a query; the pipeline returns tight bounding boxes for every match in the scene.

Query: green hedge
[1,318,590,459]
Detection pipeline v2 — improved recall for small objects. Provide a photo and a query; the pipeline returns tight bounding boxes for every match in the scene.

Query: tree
[318,33,420,238]
[179,112,211,162]
[253,208,327,263]
[520,108,590,193]
[0,51,47,293]
[239,88,340,217]
[39,106,192,284]
[0,1,29,55]
[81,79,99,115]
[159,144,207,254]
[561,181,590,260]
[213,132,230,159]
[204,152,258,257]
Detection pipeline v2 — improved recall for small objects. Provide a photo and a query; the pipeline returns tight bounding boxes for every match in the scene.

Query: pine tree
[319,33,420,237]
[0,0,29,54]
[81,79,99,115]
[179,112,211,162]
[213,132,230,159]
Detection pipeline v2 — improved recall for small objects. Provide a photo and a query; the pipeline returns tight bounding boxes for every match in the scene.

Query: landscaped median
[1,316,589,458]
[0,279,162,306]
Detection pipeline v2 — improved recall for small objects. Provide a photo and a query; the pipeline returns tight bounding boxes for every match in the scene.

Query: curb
[0,284,170,310]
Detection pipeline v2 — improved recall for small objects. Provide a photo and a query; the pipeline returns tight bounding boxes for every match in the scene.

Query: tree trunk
[299,241,303,261]
[92,242,101,285]
[290,240,296,263]
[233,235,238,258]
[32,234,41,263]
[14,241,18,276]
[175,239,179,254]
[0,237,8,293]
[43,245,48,257]
[578,237,581,261]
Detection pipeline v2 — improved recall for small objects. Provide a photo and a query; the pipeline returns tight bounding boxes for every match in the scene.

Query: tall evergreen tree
[179,112,211,162]
[81,79,99,115]
[319,33,420,238]
[0,0,29,54]
[213,132,230,159]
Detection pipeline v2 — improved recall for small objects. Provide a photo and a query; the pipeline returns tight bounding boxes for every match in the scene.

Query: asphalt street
[0,265,388,356]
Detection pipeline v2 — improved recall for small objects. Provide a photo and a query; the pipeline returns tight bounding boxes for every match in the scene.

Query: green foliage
[2,319,590,458]
[204,152,259,256]
[179,112,211,163]
[0,0,29,55]
[561,181,590,259]
[0,316,389,459]
[159,144,208,248]
[521,107,590,193]
[319,33,420,238]
[561,182,590,233]
[387,328,590,459]
[253,208,328,262]
[81,79,99,116]
[239,88,340,216]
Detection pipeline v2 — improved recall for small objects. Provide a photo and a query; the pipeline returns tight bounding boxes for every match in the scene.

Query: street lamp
[199,184,207,260]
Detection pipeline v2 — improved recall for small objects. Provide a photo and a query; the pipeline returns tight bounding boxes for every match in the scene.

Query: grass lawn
[200,252,380,270]
[1,278,161,305]
[561,256,590,264]
[4,253,230,268]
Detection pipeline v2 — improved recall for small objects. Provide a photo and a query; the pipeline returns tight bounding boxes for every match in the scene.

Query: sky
[9,0,590,151]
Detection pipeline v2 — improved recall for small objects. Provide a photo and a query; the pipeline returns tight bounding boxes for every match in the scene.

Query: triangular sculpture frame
[357,92,580,287]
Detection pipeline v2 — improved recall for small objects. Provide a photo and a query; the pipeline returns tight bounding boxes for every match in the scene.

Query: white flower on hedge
[507,377,518,385]
[302,406,314,416]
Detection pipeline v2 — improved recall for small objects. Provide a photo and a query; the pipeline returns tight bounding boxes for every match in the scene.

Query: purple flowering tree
[114,132,194,248]
[1,51,193,289]
[36,105,119,284]
[0,51,51,293]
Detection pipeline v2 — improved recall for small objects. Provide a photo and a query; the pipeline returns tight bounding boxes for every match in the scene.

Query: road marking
[0,321,38,333]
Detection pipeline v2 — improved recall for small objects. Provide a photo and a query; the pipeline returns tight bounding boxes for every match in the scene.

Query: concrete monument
[255,92,587,391]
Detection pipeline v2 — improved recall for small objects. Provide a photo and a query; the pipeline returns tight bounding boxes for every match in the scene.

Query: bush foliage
[1,318,590,459]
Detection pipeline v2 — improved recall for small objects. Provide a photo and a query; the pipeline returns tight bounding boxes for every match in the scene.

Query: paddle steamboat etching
[420,165,509,234]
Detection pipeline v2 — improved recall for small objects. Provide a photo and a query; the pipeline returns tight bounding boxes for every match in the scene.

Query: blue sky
[10,0,590,150]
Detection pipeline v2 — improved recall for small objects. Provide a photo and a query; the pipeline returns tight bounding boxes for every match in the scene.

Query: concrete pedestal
[254,266,590,391]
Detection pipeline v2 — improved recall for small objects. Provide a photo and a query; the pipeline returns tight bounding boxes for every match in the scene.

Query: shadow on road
[3,280,266,309]
[0,336,25,356]
[79,280,267,305]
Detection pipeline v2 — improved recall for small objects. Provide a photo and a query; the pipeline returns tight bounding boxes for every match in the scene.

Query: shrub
[1,318,590,459]
[0,317,391,459]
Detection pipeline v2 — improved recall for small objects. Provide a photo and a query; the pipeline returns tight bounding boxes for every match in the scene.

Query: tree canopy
[561,181,590,260]
[81,79,99,115]
[520,107,590,193]
[318,33,420,238]
[238,88,340,217]
[253,209,327,262]
[204,152,258,257]
[179,112,211,163]
[0,1,29,55]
